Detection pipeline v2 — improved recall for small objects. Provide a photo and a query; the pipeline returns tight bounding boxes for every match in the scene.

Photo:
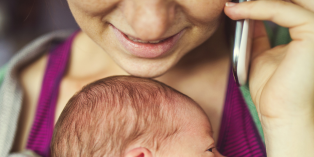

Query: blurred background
[0,0,79,67]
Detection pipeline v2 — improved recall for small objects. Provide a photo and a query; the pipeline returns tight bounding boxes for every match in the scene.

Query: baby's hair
[51,76,197,157]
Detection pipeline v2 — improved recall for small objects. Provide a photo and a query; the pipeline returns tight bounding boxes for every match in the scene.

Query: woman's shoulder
[0,30,76,90]
[20,54,48,104]
[0,30,76,155]
[19,30,78,101]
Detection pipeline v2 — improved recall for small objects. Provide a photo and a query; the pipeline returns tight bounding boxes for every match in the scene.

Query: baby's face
[160,105,223,157]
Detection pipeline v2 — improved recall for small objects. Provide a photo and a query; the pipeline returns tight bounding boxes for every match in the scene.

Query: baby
[51,76,223,157]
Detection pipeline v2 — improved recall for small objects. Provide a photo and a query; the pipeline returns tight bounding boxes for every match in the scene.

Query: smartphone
[232,0,254,86]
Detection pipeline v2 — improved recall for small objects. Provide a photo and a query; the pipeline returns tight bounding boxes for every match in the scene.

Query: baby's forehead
[171,101,213,135]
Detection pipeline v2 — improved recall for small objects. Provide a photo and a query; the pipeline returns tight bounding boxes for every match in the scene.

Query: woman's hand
[225,1,314,156]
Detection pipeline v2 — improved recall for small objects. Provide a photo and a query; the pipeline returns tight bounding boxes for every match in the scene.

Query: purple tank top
[216,73,266,156]
[26,32,78,156]
[26,32,266,157]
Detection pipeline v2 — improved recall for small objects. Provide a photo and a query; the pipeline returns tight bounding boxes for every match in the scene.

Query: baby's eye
[207,148,214,152]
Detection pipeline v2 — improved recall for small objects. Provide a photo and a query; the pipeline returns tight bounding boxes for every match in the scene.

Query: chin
[128,71,164,78]
[110,49,180,78]
[122,65,169,78]
[118,59,174,78]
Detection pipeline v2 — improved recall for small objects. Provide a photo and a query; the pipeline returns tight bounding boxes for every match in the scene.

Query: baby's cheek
[213,148,225,157]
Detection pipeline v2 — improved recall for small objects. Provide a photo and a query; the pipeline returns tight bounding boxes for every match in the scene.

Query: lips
[111,24,184,58]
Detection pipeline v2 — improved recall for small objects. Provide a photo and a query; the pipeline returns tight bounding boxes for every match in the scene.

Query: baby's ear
[124,147,153,157]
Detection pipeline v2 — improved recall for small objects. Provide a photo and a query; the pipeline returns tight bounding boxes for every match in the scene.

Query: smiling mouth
[111,24,185,59]
[126,35,167,44]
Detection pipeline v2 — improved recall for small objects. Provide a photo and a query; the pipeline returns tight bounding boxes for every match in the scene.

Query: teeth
[127,35,162,44]
[149,40,162,44]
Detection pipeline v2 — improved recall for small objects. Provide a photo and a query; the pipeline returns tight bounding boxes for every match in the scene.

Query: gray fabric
[0,30,74,157]
[8,153,39,157]
[8,154,30,157]
[8,150,41,157]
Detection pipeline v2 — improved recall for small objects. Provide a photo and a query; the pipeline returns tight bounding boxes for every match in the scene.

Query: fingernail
[225,2,237,7]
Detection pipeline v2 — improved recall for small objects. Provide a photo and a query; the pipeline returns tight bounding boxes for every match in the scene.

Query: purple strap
[216,71,266,156]
[26,31,266,156]
[26,32,78,157]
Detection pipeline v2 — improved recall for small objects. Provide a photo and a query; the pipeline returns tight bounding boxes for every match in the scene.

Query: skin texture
[12,0,314,156]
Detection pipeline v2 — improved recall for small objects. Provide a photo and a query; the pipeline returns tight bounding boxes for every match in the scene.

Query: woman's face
[67,0,229,77]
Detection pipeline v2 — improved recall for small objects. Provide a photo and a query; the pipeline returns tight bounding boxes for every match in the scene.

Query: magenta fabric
[26,31,266,157]
[216,72,266,156]
[26,32,78,156]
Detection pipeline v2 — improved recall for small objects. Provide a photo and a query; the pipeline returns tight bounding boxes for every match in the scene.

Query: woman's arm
[225,1,314,156]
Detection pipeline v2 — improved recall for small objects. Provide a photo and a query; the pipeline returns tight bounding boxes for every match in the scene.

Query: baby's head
[51,76,219,157]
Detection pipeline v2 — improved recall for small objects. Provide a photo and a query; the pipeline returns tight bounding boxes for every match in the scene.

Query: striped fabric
[26,31,266,157]
[216,72,266,156]
[26,32,78,157]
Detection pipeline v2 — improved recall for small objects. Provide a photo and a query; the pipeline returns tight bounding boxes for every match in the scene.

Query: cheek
[67,0,117,42]
[178,0,228,24]
[67,0,120,16]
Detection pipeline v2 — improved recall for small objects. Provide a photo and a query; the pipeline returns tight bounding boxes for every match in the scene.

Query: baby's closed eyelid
[207,147,215,152]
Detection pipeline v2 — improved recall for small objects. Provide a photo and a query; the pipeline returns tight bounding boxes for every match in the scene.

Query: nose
[123,0,176,41]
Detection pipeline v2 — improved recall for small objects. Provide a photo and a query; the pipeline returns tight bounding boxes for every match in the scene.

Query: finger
[257,0,314,12]
[286,0,314,12]
[251,21,271,60]
[224,1,314,40]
